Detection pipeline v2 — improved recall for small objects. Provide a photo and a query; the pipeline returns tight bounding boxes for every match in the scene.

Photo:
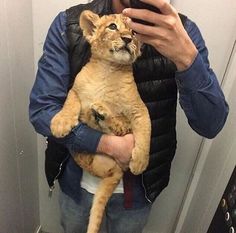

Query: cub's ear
[79,10,99,42]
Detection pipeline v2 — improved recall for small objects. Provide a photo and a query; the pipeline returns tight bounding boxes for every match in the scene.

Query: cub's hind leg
[74,153,118,178]
[90,102,131,136]
[73,154,95,176]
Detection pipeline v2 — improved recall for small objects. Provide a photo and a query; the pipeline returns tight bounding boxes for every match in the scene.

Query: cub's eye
[108,23,117,30]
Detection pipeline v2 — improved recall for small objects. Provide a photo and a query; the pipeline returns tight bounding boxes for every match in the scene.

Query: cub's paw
[90,102,110,121]
[129,148,149,175]
[50,111,78,138]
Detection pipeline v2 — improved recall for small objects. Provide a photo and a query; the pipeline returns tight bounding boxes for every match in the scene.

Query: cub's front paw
[129,148,149,175]
[50,111,78,138]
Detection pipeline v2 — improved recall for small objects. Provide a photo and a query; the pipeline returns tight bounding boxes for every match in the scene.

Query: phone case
[130,0,161,26]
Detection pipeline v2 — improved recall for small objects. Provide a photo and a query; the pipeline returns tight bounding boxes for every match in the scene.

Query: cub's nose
[121,37,132,45]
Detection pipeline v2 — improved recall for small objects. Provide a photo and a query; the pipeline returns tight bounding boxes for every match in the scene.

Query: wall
[0,0,39,232]
[173,0,236,82]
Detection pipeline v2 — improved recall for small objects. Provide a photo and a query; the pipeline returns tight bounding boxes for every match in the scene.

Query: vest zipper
[141,174,152,203]
[48,155,69,198]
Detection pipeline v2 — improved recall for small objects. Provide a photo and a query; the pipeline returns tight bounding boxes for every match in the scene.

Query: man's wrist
[175,42,198,71]
[175,52,209,91]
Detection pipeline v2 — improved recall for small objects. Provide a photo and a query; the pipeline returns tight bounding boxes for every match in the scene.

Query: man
[29,0,229,232]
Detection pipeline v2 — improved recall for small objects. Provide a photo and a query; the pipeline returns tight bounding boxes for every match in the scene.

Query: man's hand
[123,0,198,71]
[97,134,135,169]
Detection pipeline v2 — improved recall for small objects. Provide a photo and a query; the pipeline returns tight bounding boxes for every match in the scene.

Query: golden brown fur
[50,10,151,233]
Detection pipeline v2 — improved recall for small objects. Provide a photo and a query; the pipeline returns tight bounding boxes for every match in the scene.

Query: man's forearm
[176,53,229,138]
[52,123,103,154]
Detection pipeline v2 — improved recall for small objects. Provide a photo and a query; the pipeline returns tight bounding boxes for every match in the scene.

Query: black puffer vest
[45,0,187,202]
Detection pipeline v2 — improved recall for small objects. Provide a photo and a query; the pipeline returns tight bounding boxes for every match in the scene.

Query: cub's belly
[78,91,121,116]
[76,82,129,129]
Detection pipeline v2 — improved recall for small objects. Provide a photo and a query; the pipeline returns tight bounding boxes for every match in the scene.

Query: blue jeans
[59,189,152,233]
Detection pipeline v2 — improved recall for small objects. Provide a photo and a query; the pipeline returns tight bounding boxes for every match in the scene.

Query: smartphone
[130,0,161,26]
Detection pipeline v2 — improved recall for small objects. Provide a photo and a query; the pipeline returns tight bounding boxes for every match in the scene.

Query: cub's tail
[86,167,123,233]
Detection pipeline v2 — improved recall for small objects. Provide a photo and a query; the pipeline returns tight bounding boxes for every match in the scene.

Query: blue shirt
[29,11,228,205]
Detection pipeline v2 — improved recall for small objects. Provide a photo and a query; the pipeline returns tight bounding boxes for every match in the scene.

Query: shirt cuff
[68,123,103,154]
[175,52,209,91]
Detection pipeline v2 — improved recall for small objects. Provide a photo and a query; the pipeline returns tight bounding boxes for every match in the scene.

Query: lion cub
[50,10,151,233]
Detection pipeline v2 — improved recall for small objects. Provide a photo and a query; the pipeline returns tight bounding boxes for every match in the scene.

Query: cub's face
[80,11,141,64]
